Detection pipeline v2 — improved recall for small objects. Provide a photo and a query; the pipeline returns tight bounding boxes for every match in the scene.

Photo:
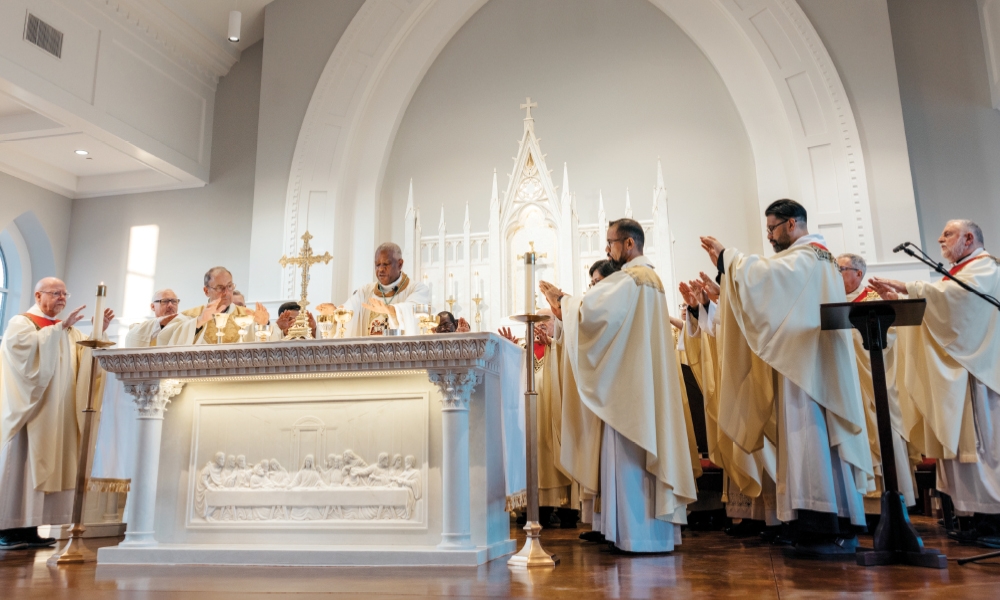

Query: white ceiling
[171,0,273,52]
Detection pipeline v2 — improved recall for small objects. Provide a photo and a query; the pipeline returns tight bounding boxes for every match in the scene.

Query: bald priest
[871,219,1000,546]
[0,278,113,550]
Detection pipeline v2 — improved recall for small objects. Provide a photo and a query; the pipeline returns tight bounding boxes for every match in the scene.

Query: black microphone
[892,242,910,253]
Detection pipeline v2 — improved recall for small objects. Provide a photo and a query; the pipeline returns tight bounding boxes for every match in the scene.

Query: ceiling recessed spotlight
[75,149,88,155]
[228,10,241,43]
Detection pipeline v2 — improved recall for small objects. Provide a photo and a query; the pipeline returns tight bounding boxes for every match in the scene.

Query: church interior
[2,0,1000,597]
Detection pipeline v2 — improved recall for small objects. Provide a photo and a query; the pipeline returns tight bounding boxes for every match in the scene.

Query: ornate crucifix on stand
[278,231,332,340]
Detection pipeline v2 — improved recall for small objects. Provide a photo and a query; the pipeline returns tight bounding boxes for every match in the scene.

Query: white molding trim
[280,0,878,301]
[979,0,1000,110]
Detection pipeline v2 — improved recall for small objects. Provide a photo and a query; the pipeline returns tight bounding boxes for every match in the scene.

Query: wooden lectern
[820,298,947,569]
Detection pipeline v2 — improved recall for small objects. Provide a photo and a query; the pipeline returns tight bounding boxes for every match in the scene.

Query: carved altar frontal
[188,391,428,530]
[94,334,523,567]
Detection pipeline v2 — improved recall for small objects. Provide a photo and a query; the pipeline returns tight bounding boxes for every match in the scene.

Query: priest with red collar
[700,199,873,556]
[0,277,114,551]
[871,220,1000,547]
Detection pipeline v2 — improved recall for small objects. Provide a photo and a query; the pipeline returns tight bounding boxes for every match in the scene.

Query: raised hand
[276,310,297,333]
[869,277,904,301]
[690,280,708,306]
[456,317,471,333]
[252,302,270,326]
[534,324,552,346]
[315,303,338,316]
[102,308,115,334]
[498,327,520,345]
[700,236,725,266]
[538,281,565,320]
[699,272,721,302]
[64,305,87,328]
[362,297,396,318]
[197,298,224,327]
[678,282,698,308]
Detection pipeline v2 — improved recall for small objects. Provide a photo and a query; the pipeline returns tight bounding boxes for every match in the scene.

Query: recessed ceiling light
[75,149,88,155]
[228,11,241,43]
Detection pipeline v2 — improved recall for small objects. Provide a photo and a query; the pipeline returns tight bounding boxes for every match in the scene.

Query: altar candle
[478,277,484,299]
[524,253,535,315]
[92,282,107,341]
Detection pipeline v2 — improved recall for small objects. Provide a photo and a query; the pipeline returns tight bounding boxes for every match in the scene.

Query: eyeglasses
[838,267,861,274]
[207,283,235,293]
[766,219,789,234]
[605,237,626,248]
[39,291,70,299]
[153,298,181,305]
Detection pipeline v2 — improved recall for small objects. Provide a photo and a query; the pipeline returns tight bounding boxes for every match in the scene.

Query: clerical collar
[952,247,985,267]
[28,304,60,320]
[378,274,404,294]
[790,233,828,250]
[623,255,655,270]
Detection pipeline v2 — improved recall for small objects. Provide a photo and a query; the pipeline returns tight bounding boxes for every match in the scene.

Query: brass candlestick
[472,295,483,332]
[446,297,456,314]
[49,284,116,566]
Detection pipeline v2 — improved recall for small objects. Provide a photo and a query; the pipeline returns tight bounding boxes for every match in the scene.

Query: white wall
[888,0,1000,250]
[381,0,759,288]
[248,0,364,302]
[62,41,263,323]
[797,0,923,264]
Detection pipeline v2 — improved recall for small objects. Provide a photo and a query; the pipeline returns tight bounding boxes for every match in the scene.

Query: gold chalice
[233,314,254,342]
[316,315,335,339]
[413,303,439,335]
[213,313,229,344]
[254,324,271,343]
[333,307,354,339]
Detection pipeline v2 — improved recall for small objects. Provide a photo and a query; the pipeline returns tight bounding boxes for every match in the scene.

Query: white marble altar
[93,333,521,566]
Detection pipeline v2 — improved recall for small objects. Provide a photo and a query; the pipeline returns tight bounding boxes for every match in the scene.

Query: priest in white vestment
[540,218,698,553]
[680,280,780,537]
[330,243,431,337]
[0,278,112,550]
[124,289,198,348]
[701,199,874,556]
[181,267,273,344]
[871,220,1000,546]
[836,253,918,517]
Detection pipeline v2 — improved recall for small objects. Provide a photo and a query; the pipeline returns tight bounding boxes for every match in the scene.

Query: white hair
[837,253,867,276]
[949,219,985,246]
[374,242,403,261]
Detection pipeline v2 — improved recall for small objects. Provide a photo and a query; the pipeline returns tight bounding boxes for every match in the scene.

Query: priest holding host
[870,219,1000,546]
[0,278,113,551]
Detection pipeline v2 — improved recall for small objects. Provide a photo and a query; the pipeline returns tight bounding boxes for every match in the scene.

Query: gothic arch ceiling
[282,0,874,298]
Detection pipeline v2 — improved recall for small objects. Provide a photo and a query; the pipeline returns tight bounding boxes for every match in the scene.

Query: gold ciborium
[414,303,438,335]
[333,307,354,339]
[233,314,254,342]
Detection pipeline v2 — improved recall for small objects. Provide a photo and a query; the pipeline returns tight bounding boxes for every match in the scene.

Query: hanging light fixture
[228,8,241,43]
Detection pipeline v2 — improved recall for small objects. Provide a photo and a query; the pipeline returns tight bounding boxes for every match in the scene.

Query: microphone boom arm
[896,243,1000,311]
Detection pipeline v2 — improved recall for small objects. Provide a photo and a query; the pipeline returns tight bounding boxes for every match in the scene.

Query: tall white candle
[524,255,535,315]
[92,282,107,341]
[452,279,459,302]
[478,277,484,299]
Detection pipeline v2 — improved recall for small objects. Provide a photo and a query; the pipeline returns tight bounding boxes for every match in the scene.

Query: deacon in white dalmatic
[326,243,430,337]
[700,199,874,556]
[539,218,698,553]
[871,220,1000,546]
[0,278,113,550]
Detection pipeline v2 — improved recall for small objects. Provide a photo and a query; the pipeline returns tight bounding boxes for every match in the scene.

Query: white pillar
[119,380,184,548]
[428,369,481,550]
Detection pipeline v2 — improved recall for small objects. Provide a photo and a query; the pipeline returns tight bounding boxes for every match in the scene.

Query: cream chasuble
[124,314,197,348]
[717,234,873,525]
[0,305,105,529]
[895,249,1000,513]
[558,255,697,548]
[536,339,575,509]
[181,303,273,344]
[684,303,778,524]
[340,274,430,337]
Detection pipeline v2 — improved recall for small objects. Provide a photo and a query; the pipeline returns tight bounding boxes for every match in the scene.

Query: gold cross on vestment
[520,97,538,120]
[278,231,332,313]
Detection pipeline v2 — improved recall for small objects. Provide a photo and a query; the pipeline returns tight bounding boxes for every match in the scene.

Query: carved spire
[656,156,665,192]
[490,168,499,211]
[464,201,470,233]
[406,178,414,214]
[560,162,571,209]
[625,188,633,218]
[439,204,446,233]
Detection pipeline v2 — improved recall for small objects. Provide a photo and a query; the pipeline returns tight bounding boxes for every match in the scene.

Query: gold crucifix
[278,231,332,339]
[517,241,547,260]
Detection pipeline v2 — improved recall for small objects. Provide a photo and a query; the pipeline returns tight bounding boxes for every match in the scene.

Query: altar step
[97,539,516,567]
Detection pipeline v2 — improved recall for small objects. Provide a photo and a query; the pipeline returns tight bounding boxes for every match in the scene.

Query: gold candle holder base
[507,522,559,569]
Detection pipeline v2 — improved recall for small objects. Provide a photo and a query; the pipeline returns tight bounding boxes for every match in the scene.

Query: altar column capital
[428,369,482,412]
[124,379,184,419]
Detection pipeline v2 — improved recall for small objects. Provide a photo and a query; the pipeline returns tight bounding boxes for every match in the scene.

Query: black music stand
[821,298,947,569]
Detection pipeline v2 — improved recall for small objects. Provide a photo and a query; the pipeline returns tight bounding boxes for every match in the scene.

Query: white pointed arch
[279,0,876,301]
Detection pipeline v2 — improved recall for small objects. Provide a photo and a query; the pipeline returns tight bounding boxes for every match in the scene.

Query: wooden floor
[3,517,1000,599]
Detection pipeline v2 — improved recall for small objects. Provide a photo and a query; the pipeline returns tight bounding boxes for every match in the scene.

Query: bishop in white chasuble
[334,243,430,337]
[872,220,1000,530]
[0,278,110,549]
[541,219,697,553]
[703,200,873,555]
